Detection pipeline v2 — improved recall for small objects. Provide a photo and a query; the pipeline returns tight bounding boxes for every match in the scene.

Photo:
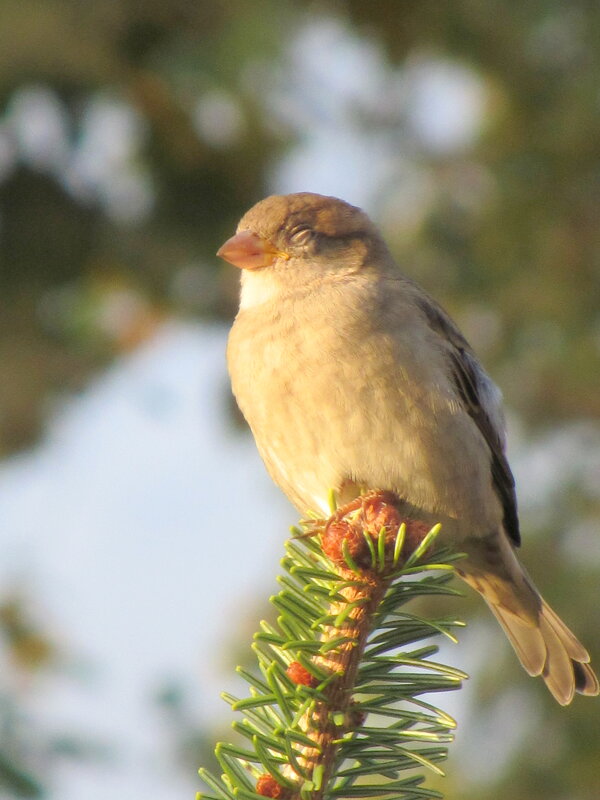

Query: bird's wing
[414,293,521,546]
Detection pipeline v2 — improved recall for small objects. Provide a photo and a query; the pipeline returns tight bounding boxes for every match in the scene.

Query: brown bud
[321,519,372,569]
[256,775,290,799]
[402,519,432,558]
[321,491,438,573]
[361,491,403,535]
[286,661,318,688]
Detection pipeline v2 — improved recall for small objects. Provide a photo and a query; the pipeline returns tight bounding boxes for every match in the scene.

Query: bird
[218,191,598,705]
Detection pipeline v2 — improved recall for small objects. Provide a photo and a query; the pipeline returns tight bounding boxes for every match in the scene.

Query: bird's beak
[216,230,288,270]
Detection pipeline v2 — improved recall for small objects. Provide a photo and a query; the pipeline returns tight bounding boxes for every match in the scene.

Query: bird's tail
[458,537,599,705]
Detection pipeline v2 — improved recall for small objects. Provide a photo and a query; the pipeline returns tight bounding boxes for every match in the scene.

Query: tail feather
[538,607,580,705]
[541,601,590,662]
[487,603,545,676]
[483,591,597,705]
[458,542,599,705]
[573,661,600,696]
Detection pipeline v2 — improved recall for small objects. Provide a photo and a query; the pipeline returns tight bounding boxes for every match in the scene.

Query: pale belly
[228,298,502,538]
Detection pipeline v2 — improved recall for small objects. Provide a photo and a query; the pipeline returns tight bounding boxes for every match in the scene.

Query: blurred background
[0,1,599,798]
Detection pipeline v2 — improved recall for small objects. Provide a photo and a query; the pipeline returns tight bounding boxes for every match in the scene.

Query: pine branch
[199,492,466,800]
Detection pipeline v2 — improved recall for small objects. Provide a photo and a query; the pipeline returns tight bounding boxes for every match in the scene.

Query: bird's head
[217,193,391,305]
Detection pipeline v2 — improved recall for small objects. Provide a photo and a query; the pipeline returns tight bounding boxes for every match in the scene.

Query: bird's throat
[239,270,282,310]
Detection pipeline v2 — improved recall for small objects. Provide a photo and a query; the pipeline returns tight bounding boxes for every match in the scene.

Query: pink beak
[217,230,282,270]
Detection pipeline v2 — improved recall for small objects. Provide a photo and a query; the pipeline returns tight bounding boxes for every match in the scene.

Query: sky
[0,322,293,799]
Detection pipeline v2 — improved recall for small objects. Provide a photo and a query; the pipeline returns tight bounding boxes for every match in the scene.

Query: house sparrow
[219,192,598,705]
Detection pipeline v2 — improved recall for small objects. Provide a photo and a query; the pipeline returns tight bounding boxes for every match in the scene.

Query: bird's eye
[289,225,314,246]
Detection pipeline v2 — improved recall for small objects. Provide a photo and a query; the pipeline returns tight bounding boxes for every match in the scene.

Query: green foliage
[199,524,466,800]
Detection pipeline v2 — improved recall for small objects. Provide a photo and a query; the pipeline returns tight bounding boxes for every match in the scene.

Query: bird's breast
[227,286,499,530]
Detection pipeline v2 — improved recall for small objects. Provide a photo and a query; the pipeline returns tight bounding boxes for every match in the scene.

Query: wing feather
[416,295,521,546]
